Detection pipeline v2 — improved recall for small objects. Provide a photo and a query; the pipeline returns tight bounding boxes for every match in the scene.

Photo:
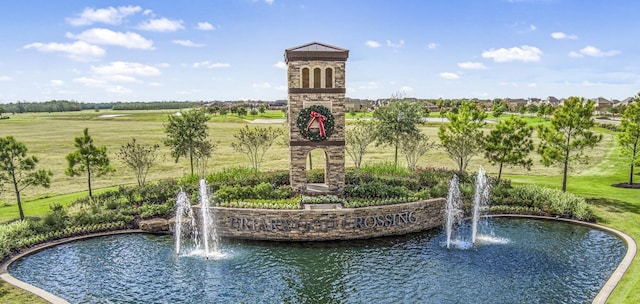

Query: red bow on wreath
[306,110,327,137]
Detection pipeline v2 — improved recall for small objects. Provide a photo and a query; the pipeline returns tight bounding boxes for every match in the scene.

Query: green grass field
[0,109,638,303]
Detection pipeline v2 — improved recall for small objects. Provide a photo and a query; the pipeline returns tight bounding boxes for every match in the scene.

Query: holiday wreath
[296,105,335,141]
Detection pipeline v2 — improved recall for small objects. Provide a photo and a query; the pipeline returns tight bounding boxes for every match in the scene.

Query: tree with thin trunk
[619,96,640,185]
[163,108,211,176]
[484,116,534,181]
[345,120,377,170]
[491,101,507,119]
[537,97,602,192]
[0,136,53,220]
[400,131,434,171]
[117,138,160,187]
[231,125,284,171]
[438,101,487,174]
[373,98,422,167]
[66,128,114,198]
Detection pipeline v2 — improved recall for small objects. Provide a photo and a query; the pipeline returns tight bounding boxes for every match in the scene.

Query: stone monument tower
[284,42,349,192]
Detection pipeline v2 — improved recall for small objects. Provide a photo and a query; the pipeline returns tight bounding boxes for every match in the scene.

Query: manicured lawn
[0,110,638,303]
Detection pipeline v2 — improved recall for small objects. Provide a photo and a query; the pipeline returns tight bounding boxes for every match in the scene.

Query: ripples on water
[8,218,625,304]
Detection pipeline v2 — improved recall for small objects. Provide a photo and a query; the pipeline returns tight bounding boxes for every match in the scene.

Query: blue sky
[0,0,638,103]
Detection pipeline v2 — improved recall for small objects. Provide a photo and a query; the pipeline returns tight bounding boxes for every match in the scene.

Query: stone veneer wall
[211,198,445,241]
[288,59,346,191]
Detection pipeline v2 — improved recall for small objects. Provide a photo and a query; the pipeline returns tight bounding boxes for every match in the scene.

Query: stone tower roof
[285,42,349,63]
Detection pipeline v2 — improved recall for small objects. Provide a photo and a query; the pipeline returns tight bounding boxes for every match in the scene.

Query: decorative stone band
[289,140,345,147]
[284,52,349,62]
[210,198,445,241]
[289,88,346,94]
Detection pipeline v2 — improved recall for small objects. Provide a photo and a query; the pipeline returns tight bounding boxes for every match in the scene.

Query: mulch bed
[611,183,640,189]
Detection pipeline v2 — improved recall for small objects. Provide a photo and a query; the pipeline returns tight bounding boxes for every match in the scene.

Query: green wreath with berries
[296,105,335,141]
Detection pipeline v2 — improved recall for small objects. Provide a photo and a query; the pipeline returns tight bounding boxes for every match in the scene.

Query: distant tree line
[0,100,199,114]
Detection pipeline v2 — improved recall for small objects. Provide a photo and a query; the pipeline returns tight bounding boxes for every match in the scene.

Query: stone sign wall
[212,198,445,241]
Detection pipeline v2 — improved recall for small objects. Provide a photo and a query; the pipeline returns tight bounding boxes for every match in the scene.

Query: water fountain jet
[471,167,491,244]
[445,174,463,249]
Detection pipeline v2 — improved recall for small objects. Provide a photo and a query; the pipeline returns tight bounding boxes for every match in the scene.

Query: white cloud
[276,85,287,91]
[67,6,141,26]
[551,32,578,40]
[458,62,487,70]
[265,0,274,5]
[252,82,272,89]
[196,22,215,31]
[427,43,439,49]
[23,41,105,61]
[273,61,287,69]
[530,24,537,31]
[482,45,542,62]
[155,63,170,68]
[91,61,161,77]
[50,80,64,86]
[0,76,12,81]
[528,82,537,87]
[173,40,204,47]
[386,39,405,48]
[365,40,381,48]
[569,46,620,58]
[73,77,107,87]
[439,72,460,79]
[138,18,184,32]
[400,86,413,92]
[192,61,231,69]
[105,85,132,94]
[66,28,154,50]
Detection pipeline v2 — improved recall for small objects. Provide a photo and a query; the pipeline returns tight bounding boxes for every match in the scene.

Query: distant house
[616,96,636,107]
[544,96,560,106]
[504,98,527,112]
[593,97,613,112]
[345,98,373,112]
[269,100,288,110]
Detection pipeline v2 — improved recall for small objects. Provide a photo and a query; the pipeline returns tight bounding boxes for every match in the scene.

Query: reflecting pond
[9,218,625,304]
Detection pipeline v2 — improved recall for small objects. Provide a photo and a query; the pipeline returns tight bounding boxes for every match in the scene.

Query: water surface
[9,218,625,304]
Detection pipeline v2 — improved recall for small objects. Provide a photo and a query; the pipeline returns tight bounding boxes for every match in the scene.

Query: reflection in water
[9,218,625,304]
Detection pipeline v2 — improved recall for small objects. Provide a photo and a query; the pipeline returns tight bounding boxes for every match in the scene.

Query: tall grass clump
[0,220,31,259]
[507,184,594,221]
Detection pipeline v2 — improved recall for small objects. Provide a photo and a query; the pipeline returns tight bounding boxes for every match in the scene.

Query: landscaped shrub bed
[0,164,596,262]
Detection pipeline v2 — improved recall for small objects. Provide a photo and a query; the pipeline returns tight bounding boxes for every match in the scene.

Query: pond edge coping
[0,229,144,304]
[491,215,637,304]
[0,217,635,304]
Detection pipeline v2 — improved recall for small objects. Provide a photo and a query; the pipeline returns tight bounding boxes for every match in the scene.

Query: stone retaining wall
[212,198,445,241]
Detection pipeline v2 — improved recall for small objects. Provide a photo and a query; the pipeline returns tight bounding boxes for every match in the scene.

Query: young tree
[117,138,160,187]
[400,132,434,171]
[484,116,534,181]
[231,125,284,171]
[0,136,53,220]
[237,107,248,117]
[619,98,640,185]
[345,120,378,170]
[438,101,487,174]
[373,98,422,167]
[537,97,602,192]
[193,140,216,178]
[491,101,507,119]
[163,108,211,176]
[66,128,114,198]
